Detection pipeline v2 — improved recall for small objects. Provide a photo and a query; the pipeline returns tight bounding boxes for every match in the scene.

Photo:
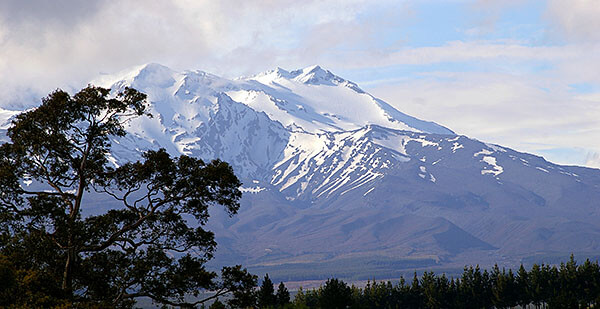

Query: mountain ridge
[3,63,600,278]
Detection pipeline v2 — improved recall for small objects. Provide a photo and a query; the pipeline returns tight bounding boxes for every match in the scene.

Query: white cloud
[0,0,392,108]
[0,0,599,169]
[367,70,600,167]
[586,152,600,169]
[545,0,600,42]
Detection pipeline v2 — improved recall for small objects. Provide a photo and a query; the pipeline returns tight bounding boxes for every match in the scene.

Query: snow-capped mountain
[92,63,454,186]
[4,63,600,278]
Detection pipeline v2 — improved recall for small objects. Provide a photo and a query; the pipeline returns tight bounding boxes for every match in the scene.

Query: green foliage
[286,256,600,309]
[0,86,256,308]
[209,299,227,309]
[257,274,276,308]
[319,278,353,309]
[255,275,291,309]
[276,281,291,307]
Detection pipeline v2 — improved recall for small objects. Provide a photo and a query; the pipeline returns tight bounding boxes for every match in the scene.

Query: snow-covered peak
[241,67,291,84]
[289,65,344,86]
[131,63,176,88]
[95,63,454,144]
[92,63,175,89]
[245,65,348,87]
[233,66,454,135]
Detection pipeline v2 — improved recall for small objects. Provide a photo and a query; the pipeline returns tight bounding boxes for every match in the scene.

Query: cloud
[0,0,599,169]
[467,0,530,37]
[367,70,600,167]
[0,0,390,108]
[545,0,600,42]
[0,0,106,31]
[586,152,600,169]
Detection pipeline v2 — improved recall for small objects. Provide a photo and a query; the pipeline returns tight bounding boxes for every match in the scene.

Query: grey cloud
[0,0,106,29]
[545,0,600,43]
[0,0,391,106]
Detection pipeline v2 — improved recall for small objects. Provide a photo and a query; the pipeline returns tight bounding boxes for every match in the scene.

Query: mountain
[5,63,600,280]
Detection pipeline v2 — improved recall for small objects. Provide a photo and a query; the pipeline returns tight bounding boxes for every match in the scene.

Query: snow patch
[474,149,493,157]
[486,143,507,152]
[239,186,266,193]
[452,142,464,153]
[536,167,549,173]
[481,156,503,176]
[363,187,375,196]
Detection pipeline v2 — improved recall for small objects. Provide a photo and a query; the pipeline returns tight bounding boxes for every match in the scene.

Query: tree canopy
[291,256,600,309]
[0,85,256,307]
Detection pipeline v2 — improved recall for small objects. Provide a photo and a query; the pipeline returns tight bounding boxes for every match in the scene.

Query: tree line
[202,255,600,309]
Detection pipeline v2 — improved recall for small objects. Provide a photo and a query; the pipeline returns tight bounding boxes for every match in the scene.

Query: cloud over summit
[0,0,599,168]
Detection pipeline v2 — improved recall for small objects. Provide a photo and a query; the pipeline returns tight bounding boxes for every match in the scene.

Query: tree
[0,86,256,307]
[276,281,291,307]
[208,299,227,309]
[421,271,441,308]
[578,258,600,308]
[491,265,518,308]
[408,272,424,308]
[257,273,276,308]
[320,278,353,309]
[515,264,531,308]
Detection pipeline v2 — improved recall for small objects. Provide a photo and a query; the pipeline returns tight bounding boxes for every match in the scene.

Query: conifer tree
[257,274,276,308]
[320,278,353,309]
[409,272,424,308]
[276,281,291,307]
[516,264,531,308]
[529,263,544,308]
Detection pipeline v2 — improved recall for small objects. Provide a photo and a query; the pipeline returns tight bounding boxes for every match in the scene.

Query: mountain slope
[5,63,600,278]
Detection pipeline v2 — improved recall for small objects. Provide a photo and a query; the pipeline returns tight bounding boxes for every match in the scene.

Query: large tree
[0,85,256,307]
[257,274,276,308]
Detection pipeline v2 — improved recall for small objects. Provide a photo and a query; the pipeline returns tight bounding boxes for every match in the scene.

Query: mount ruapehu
[2,63,599,281]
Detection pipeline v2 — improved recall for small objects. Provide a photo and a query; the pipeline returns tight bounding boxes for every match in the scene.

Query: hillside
[4,63,600,280]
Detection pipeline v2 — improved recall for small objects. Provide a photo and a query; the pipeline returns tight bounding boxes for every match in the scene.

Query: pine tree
[421,271,440,309]
[516,264,531,308]
[529,264,544,308]
[409,272,424,308]
[257,274,276,308]
[320,278,353,309]
[276,281,291,307]
[578,258,600,308]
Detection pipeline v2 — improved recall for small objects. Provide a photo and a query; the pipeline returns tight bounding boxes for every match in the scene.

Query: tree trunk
[62,247,73,294]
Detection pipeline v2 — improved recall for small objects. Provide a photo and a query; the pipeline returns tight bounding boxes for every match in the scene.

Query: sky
[0,0,599,168]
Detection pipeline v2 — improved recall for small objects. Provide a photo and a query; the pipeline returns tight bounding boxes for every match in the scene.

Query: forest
[242,255,600,309]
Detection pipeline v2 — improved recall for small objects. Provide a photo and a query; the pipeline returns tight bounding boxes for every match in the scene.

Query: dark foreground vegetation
[3,254,600,308]
[241,255,600,309]
[0,86,255,308]
[283,255,600,309]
